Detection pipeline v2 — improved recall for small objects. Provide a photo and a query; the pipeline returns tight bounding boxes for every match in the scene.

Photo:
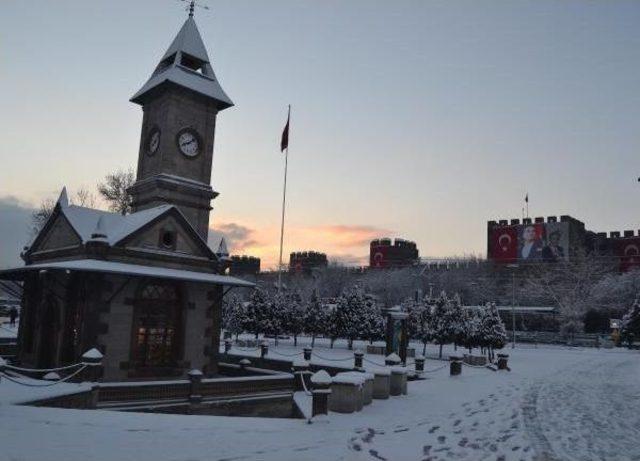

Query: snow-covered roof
[130,17,233,109]
[61,204,172,246]
[0,259,254,288]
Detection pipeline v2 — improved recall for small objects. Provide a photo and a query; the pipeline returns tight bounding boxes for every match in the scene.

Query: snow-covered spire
[89,216,108,242]
[57,187,69,208]
[216,237,229,258]
[130,16,233,109]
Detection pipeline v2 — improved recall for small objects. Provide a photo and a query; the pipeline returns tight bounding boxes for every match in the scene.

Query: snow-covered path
[1,346,638,461]
[528,353,640,461]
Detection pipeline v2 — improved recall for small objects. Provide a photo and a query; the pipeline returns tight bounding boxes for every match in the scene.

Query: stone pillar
[303,347,312,361]
[497,353,510,371]
[449,355,462,376]
[260,341,269,358]
[354,350,364,371]
[311,370,332,418]
[224,339,232,354]
[372,369,391,399]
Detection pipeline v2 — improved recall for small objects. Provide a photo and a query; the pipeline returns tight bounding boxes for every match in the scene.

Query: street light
[506,264,519,349]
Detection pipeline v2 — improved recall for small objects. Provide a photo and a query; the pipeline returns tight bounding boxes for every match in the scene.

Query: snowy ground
[1,339,639,461]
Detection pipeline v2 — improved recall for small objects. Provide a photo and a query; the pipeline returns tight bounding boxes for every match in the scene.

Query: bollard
[354,350,364,370]
[449,355,462,376]
[81,348,104,382]
[239,358,251,372]
[497,353,510,371]
[188,369,203,411]
[311,370,332,418]
[0,356,5,384]
[224,339,232,354]
[414,355,425,379]
[303,347,312,361]
[260,341,269,358]
[385,353,401,367]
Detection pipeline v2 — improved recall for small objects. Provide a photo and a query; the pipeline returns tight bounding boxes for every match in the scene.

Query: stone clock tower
[128,13,233,240]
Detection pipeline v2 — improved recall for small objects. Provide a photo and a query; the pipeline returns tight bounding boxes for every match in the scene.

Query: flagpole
[277,105,291,292]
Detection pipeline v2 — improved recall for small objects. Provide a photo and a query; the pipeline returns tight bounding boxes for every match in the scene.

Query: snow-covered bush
[620,300,640,348]
[303,292,330,347]
[478,302,507,361]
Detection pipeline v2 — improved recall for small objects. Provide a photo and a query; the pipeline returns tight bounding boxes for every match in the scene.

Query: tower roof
[130,17,233,109]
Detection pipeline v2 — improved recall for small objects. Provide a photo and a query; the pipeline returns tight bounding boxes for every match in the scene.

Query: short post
[497,353,510,371]
[311,370,332,418]
[81,348,104,382]
[0,356,5,383]
[414,355,425,379]
[260,341,269,358]
[188,369,203,410]
[43,372,61,381]
[449,355,462,376]
[224,339,232,354]
[354,350,364,371]
[239,358,251,372]
[303,347,312,361]
[385,353,401,367]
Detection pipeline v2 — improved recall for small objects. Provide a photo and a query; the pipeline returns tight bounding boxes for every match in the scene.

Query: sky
[1,0,639,269]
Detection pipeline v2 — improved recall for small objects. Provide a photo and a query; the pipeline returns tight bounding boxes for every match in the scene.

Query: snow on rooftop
[61,204,172,246]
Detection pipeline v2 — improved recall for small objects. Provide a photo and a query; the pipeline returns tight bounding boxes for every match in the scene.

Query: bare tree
[31,198,56,235]
[525,251,613,339]
[31,187,99,235]
[97,168,135,215]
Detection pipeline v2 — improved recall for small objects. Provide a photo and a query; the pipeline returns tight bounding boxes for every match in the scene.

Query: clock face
[177,129,200,157]
[147,128,160,155]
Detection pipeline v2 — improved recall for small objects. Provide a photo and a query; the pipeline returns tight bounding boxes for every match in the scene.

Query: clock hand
[181,139,195,147]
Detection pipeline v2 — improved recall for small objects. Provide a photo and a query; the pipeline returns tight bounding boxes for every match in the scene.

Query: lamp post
[506,264,519,349]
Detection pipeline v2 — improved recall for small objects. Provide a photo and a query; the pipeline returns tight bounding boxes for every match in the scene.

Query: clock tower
[128,13,233,240]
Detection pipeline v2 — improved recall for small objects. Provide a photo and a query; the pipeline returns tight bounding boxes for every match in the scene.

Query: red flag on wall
[280,106,290,152]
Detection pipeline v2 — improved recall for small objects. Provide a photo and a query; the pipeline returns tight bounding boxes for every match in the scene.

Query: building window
[132,282,183,371]
[160,229,176,250]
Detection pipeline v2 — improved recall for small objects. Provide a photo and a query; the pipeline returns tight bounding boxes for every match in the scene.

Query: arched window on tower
[131,282,184,372]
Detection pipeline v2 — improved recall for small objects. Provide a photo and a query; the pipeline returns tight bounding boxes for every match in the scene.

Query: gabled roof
[61,204,172,246]
[130,17,233,109]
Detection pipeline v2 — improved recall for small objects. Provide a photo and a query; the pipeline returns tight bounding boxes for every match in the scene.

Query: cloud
[305,224,393,248]
[208,222,258,252]
[209,220,393,269]
[0,196,35,269]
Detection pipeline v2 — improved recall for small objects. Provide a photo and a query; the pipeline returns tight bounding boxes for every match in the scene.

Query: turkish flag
[490,226,518,263]
[280,106,290,152]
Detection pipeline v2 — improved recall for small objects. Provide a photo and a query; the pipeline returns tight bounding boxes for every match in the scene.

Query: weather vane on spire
[180,0,209,18]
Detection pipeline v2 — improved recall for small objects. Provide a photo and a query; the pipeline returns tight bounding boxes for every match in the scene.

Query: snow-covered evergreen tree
[478,302,507,361]
[406,297,434,355]
[222,295,246,340]
[620,299,640,348]
[282,290,305,346]
[334,286,367,349]
[431,293,456,358]
[359,294,384,344]
[449,294,466,351]
[303,292,329,347]
[245,288,270,339]
[460,307,481,353]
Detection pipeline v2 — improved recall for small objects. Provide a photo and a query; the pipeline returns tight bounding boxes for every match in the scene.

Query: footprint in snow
[428,425,440,434]
[437,435,446,444]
